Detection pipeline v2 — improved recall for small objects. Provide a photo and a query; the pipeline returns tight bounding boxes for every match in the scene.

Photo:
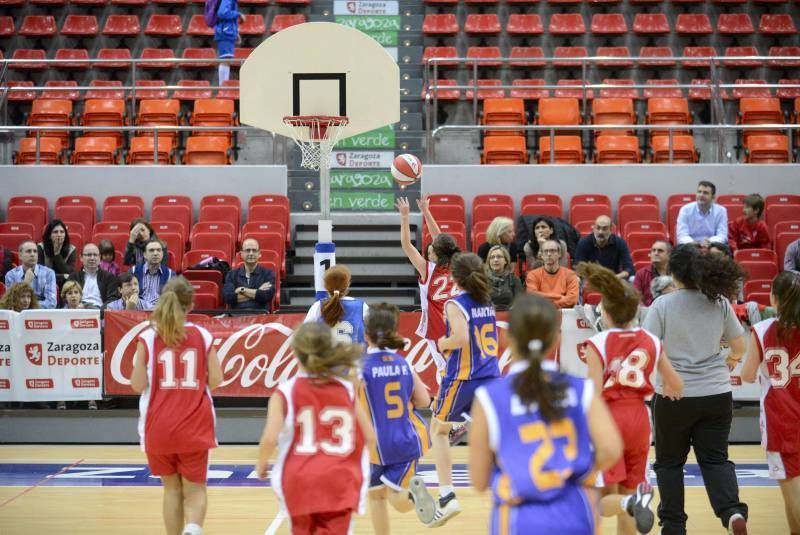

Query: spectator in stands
[5,241,57,309]
[485,245,523,309]
[785,237,800,273]
[104,272,144,311]
[61,280,84,310]
[476,217,518,263]
[525,239,579,308]
[99,239,121,276]
[676,181,728,247]
[651,275,676,302]
[522,216,568,270]
[223,238,276,311]
[37,219,76,287]
[728,194,771,252]
[633,240,672,306]
[124,218,167,267]
[215,0,244,85]
[130,239,176,310]
[574,215,635,280]
[0,282,39,312]
[67,243,120,308]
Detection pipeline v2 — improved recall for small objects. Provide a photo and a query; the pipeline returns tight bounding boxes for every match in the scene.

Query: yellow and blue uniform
[474,361,596,535]
[360,347,430,490]
[433,292,501,423]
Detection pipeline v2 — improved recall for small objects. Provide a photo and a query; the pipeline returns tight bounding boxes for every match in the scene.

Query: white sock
[621,495,633,512]
[183,522,203,535]
[439,485,454,497]
[218,63,230,85]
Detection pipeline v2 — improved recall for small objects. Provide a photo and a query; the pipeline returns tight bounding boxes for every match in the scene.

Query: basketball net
[282,116,349,171]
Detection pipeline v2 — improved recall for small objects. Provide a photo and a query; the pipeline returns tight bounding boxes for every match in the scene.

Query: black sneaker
[626,482,655,534]
[428,492,461,528]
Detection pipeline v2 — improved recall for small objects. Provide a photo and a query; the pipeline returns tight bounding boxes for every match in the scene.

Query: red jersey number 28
[158,349,199,389]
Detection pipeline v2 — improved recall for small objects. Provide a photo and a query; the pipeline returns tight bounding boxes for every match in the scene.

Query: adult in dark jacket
[516,214,580,260]
[476,217,518,263]
[37,219,77,287]
[522,216,569,270]
[573,215,635,280]
[484,245,523,309]
[124,218,168,267]
[222,238,276,310]
[67,243,120,307]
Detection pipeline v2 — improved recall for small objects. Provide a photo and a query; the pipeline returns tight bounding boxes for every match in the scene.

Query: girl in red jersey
[396,196,460,374]
[742,271,800,535]
[577,263,683,535]
[130,277,223,535]
[255,322,376,535]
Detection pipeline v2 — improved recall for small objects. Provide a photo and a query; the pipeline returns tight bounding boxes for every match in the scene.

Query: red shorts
[767,450,800,480]
[290,509,353,535]
[603,399,650,489]
[146,450,209,484]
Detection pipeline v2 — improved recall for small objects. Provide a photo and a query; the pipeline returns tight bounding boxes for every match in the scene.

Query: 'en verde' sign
[336,125,395,149]
[331,192,396,211]
[365,31,398,46]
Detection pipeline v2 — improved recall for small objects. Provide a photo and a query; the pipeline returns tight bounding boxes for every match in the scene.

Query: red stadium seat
[739,261,778,281]
[481,136,528,164]
[20,15,57,37]
[0,223,35,239]
[192,232,234,262]
[618,204,660,232]
[465,80,505,100]
[633,13,670,35]
[10,49,48,71]
[509,79,549,100]
[639,47,676,68]
[627,231,668,253]
[644,79,683,99]
[769,47,800,69]
[624,221,668,238]
[28,99,72,146]
[191,221,236,243]
[591,13,627,35]
[81,98,126,146]
[6,81,36,103]
[270,14,306,33]
[521,194,563,212]
[102,15,140,37]
[199,204,240,235]
[14,137,63,165]
[745,135,790,163]
[55,205,94,236]
[72,136,118,165]
[724,47,762,69]
[0,16,14,38]
[247,205,290,247]
[509,48,546,69]
[591,98,635,137]
[144,14,183,37]
[766,204,800,238]
[422,14,458,36]
[571,204,611,225]
[140,48,176,70]
[718,13,755,35]
[735,249,777,265]
[239,14,266,36]
[54,48,90,70]
[128,137,174,165]
[596,50,634,70]
[538,136,584,164]
[472,203,515,225]
[594,135,641,164]
[7,205,47,239]
[482,98,525,135]
[0,233,34,252]
[474,194,514,212]
[553,47,589,69]
[650,135,699,163]
[61,15,99,37]
[182,48,216,69]
[571,194,611,209]
[182,250,228,272]
[598,79,639,100]
[422,80,461,101]
[521,202,562,218]
[95,49,132,70]
[549,14,586,35]
[759,14,795,35]
[465,14,501,35]
[507,14,543,36]
[187,15,214,37]
[85,80,124,100]
[744,280,773,302]
[173,80,213,101]
[421,47,458,67]
[41,81,80,101]
[103,204,143,223]
[676,14,712,36]
[429,205,465,224]
[683,47,717,69]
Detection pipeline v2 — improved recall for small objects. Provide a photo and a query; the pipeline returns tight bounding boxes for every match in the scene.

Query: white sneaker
[87,400,98,410]
[428,492,461,528]
[408,476,436,525]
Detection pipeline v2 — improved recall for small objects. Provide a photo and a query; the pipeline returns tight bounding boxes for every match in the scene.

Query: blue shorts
[433,377,494,423]
[491,487,595,535]
[217,39,234,58]
[369,459,417,491]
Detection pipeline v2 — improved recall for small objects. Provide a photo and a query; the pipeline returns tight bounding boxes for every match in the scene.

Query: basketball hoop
[282,115,349,171]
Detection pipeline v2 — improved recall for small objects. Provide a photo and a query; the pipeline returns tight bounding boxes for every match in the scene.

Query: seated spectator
[67,243,120,308]
[574,215,635,280]
[651,275,677,302]
[633,240,672,306]
[525,239,579,308]
[37,219,77,287]
[98,239,121,276]
[523,216,568,270]
[477,217,517,262]
[0,282,39,312]
[104,272,144,311]
[785,237,800,273]
[728,194,771,252]
[5,241,57,308]
[124,218,168,267]
[222,239,276,310]
[130,239,176,310]
[485,244,523,309]
[676,180,728,246]
[61,280,84,309]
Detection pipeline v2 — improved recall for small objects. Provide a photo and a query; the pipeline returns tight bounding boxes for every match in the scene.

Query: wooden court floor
[0,445,788,534]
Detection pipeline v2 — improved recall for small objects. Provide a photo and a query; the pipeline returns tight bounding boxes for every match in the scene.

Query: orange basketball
[391,154,422,187]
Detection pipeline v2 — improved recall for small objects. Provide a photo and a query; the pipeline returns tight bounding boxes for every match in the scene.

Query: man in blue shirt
[574,215,635,280]
[222,238,276,310]
[5,240,57,308]
[676,181,728,247]
[130,239,176,310]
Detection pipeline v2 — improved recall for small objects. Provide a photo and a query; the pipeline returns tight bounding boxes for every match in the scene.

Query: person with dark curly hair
[642,243,749,535]
[37,219,77,287]
[523,216,567,270]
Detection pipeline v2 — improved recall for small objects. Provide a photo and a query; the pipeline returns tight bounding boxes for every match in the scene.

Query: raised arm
[396,197,427,278]
[417,197,441,240]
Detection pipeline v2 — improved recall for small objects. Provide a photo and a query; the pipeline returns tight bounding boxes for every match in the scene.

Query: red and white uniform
[584,327,661,489]
[417,261,458,370]
[271,373,369,524]
[751,319,800,480]
[137,323,217,482]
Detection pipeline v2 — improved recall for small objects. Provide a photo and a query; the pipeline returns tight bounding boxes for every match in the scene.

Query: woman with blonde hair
[131,276,223,535]
[304,264,368,345]
[484,244,523,309]
[476,216,517,263]
[0,283,39,312]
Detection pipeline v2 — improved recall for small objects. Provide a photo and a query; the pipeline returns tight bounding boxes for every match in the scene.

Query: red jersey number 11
[158,349,199,389]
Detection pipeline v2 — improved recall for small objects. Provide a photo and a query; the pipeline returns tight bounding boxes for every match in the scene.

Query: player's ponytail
[320,265,351,327]
[771,271,800,341]
[509,294,567,423]
[151,276,193,347]
[365,302,406,350]
[575,262,640,326]
[450,252,492,304]
[432,233,460,269]
[291,322,363,380]
[669,244,743,302]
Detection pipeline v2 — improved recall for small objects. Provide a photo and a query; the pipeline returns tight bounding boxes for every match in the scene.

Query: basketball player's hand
[416,197,430,214]
[395,197,410,217]
[255,459,269,480]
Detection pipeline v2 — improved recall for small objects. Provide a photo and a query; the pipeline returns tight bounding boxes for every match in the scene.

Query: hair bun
[528,339,543,352]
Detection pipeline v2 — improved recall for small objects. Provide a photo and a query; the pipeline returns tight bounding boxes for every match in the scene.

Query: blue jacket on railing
[215,0,241,43]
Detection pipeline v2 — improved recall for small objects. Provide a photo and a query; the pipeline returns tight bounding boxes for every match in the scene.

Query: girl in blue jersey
[469,293,623,535]
[431,252,502,527]
[359,302,438,533]
[305,264,368,345]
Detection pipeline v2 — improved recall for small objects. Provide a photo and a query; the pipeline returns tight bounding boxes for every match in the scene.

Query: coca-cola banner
[104,310,593,397]
[6,309,103,402]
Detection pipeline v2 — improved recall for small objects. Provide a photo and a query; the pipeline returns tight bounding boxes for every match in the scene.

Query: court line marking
[0,458,85,509]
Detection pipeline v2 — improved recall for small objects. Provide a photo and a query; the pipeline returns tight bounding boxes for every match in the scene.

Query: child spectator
[214,0,244,85]
[99,239,121,276]
[728,194,771,252]
[61,280,84,310]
